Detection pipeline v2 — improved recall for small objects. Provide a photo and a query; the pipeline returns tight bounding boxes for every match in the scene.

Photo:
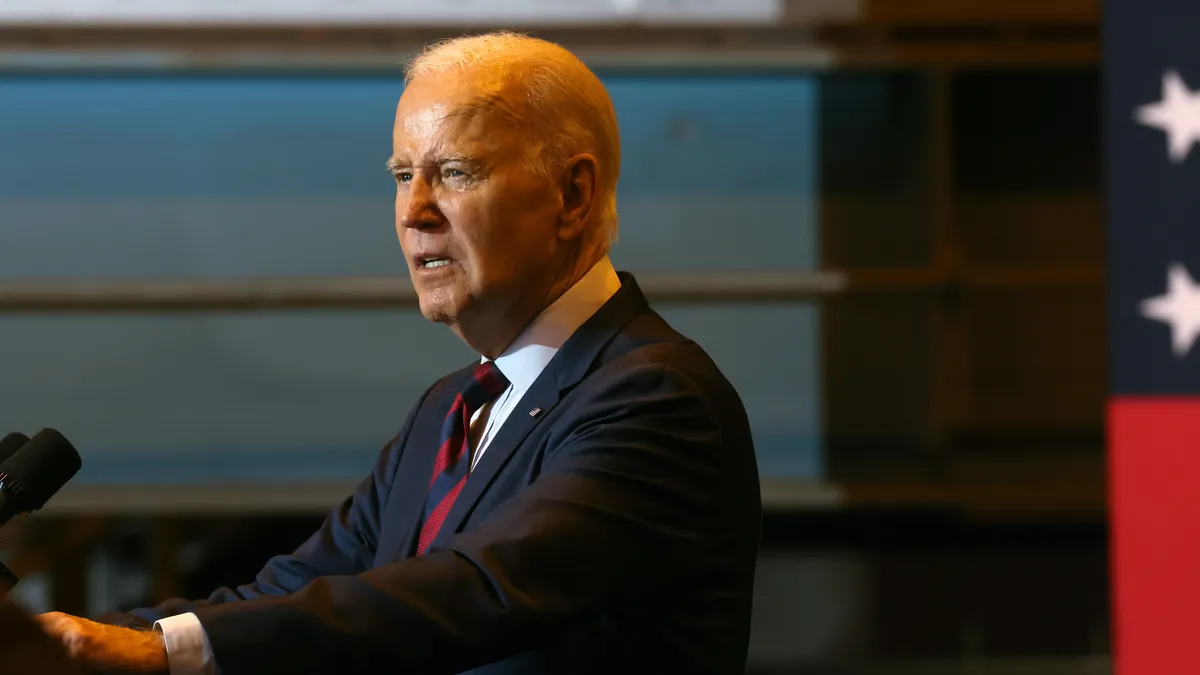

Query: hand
[36,612,169,675]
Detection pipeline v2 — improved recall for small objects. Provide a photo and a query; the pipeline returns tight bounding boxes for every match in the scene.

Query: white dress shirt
[155,257,622,675]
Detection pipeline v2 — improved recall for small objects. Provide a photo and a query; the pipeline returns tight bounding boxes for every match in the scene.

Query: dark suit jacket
[0,600,78,675]
[110,273,762,675]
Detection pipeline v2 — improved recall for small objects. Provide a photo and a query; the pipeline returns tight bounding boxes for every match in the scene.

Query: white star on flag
[1140,262,1200,357]
[1135,69,1200,163]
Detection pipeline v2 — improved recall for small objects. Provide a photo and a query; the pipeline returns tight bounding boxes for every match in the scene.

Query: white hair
[406,31,621,249]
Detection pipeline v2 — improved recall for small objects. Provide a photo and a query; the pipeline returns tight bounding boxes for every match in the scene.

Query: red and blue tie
[416,361,510,555]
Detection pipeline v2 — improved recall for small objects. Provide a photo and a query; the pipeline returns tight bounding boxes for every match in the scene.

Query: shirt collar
[485,256,622,394]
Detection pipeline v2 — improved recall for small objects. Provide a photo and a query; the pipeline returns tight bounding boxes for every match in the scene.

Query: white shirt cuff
[154,612,218,675]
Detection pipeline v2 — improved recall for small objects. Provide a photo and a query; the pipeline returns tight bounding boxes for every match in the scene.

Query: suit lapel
[430,273,651,549]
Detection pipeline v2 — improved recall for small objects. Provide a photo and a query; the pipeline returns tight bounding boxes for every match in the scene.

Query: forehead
[392,72,525,159]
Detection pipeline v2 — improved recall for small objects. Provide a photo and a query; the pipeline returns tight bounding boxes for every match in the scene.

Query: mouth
[413,252,459,272]
[418,257,453,269]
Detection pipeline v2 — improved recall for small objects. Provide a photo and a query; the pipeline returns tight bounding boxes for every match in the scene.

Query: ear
[558,153,598,242]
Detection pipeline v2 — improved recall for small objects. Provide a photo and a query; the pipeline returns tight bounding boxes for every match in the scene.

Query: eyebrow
[385,154,481,173]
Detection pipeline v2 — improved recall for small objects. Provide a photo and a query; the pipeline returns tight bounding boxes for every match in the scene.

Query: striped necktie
[416,361,510,555]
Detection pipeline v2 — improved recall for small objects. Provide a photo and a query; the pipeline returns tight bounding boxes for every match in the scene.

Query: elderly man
[38,31,761,675]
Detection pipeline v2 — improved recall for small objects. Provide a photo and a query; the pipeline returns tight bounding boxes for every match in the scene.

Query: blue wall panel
[0,72,822,483]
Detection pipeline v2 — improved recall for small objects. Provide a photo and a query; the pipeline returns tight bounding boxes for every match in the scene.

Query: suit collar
[425,271,650,552]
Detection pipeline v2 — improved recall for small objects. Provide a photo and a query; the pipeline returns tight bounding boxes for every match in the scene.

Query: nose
[397,173,443,230]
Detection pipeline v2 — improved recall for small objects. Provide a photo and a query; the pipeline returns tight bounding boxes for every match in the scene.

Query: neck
[457,247,604,359]
[454,313,530,361]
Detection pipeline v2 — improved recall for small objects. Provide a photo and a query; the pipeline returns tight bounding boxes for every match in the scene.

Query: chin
[417,292,464,327]
[417,301,451,325]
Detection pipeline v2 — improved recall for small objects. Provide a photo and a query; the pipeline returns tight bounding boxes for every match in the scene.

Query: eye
[444,167,467,179]
[395,171,413,183]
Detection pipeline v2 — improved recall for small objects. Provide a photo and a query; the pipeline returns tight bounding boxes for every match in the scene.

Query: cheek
[447,183,552,284]
[480,229,550,296]
[443,196,500,262]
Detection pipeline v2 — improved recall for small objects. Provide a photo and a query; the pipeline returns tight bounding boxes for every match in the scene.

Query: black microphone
[0,433,31,595]
[0,434,31,535]
[0,428,81,523]
[0,429,81,595]
[0,434,28,468]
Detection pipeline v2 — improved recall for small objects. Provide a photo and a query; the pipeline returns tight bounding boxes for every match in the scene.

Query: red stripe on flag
[1109,397,1200,675]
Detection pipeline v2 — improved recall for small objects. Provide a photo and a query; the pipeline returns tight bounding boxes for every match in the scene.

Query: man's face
[390,72,563,333]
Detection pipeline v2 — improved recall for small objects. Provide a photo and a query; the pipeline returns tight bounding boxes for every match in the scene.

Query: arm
[101,433,399,627]
[191,361,731,675]
[80,437,404,675]
[98,383,436,628]
[75,433,408,675]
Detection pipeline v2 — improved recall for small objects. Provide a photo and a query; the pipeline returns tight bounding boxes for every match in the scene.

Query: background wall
[0,71,823,482]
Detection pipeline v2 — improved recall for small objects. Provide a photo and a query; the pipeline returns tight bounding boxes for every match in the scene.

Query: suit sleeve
[190,360,730,675]
[0,600,80,675]
[96,385,435,627]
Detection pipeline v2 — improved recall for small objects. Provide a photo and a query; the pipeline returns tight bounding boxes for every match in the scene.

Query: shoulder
[547,310,759,508]
[588,309,743,408]
[563,309,751,443]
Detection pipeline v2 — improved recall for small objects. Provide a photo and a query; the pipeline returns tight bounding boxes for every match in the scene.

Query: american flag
[1107,2,1200,673]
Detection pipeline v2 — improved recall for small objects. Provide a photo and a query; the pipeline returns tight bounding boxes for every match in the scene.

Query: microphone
[0,433,31,595]
[0,429,82,595]
[0,434,30,535]
[0,428,81,523]
[0,434,28,467]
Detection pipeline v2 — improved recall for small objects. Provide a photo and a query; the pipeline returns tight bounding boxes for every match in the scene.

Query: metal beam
[0,271,849,313]
[0,16,1100,73]
[0,263,1108,314]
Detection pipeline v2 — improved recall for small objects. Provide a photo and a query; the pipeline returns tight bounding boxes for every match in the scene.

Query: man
[37,31,762,675]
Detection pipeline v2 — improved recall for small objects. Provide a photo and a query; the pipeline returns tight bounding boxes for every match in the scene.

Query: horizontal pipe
[0,271,850,313]
[0,44,840,72]
[0,17,1100,72]
[0,264,1106,313]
